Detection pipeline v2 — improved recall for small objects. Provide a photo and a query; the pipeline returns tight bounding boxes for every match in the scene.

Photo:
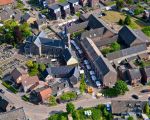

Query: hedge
[2,82,18,94]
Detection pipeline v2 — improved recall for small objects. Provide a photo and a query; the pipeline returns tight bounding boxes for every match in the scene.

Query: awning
[86,65,91,70]
[91,75,96,81]
[90,71,95,75]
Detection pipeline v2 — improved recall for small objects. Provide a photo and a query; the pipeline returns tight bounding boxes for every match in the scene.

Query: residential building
[59,2,70,18]
[118,26,149,47]
[34,19,47,30]
[126,68,142,86]
[106,44,148,62]
[21,76,40,92]
[111,100,147,115]
[0,0,14,6]
[30,86,52,103]
[48,4,61,20]
[11,67,29,84]
[21,13,36,24]
[0,107,27,120]
[88,0,99,8]
[141,67,150,84]
[44,65,79,85]
[81,37,117,87]
[68,0,80,14]
[49,78,69,96]
[0,93,15,112]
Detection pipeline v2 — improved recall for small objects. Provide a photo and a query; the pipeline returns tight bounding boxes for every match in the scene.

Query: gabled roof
[46,65,75,78]
[106,44,147,61]
[118,26,147,46]
[0,107,27,120]
[49,4,60,10]
[111,100,147,114]
[11,68,28,81]
[142,67,150,78]
[68,0,79,3]
[21,76,39,87]
[127,68,142,81]
[22,13,31,21]
[0,0,14,6]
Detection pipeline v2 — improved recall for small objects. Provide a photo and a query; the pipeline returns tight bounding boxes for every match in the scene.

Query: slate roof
[22,13,31,21]
[0,107,27,120]
[49,4,60,10]
[118,26,148,46]
[127,68,142,81]
[111,100,147,114]
[49,78,69,95]
[68,0,79,3]
[81,37,116,76]
[62,48,72,62]
[142,66,150,78]
[0,93,14,112]
[59,2,69,7]
[106,44,147,60]
[45,65,75,78]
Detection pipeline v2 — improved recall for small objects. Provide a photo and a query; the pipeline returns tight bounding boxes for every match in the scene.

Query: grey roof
[46,65,75,78]
[22,13,31,21]
[119,26,148,46]
[49,78,69,95]
[106,44,147,60]
[0,107,27,120]
[49,4,60,10]
[111,100,147,114]
[127,68,142,81]
[142,67,150,78]
[81,37,116,76]
[62,48,72,62]
[68,0,79,3]
[59,2,69,7]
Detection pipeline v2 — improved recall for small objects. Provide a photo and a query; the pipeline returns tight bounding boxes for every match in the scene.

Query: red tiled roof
[0,0,14,6]
[40,87,52,101]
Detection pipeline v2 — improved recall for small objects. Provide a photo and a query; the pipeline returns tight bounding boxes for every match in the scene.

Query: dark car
[0,89,5,94]
[141,89,150,93]
[132,94,139,99]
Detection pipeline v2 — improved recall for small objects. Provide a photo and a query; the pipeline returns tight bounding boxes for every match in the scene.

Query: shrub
[79,73,86,93]
[49,96,57,106]
[124,15,131,25]
[60,92,77,101]
[2,82,18,94]
[119,19,124,25]
[66,102,75,114]
[142,26,150,37]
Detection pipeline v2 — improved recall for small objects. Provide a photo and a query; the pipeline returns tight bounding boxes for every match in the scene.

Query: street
[0,82,150,120]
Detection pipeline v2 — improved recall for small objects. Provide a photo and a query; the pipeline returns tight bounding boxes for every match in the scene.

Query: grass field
[101,11,149,30]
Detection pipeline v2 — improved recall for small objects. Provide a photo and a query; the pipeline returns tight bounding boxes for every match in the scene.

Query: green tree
[72,110,80,120]
[60,92,77,101]
[39,63,46,72]
[126,0,133,4]
[110,42,120,52]
[116,0,124,10]
[142,26,150,37]
[128,116,134,120]
[48,114,58,120]
[33,62,39,69]
[103,107,109,117]
[49,96,57,106]
[124,15,131,25]
[79,73,86,93]
[114,80,128,95]
[20,22,32,37]
[26,60,33,68]
[144,102,150,114]
[66,102,75,114]
[60,116,67,120]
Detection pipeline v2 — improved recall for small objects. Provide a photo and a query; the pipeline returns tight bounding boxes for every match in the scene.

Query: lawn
[58,0,67,3]
[101,11,149,30]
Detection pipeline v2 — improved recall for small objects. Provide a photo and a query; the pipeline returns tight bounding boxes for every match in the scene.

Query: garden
[48,103,113,120]
[133,59,150,68]
[60,91,77,102]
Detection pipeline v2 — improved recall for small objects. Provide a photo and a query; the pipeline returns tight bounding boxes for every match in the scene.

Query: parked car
[132,94,139,99]
[140,89,150,93]
[0,89,5,94]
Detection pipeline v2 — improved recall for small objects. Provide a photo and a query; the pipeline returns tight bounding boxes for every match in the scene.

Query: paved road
[0,83,150,120]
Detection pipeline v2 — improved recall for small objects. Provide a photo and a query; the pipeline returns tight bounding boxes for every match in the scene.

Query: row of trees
[79,73,87,93]
[0,20,31,46]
